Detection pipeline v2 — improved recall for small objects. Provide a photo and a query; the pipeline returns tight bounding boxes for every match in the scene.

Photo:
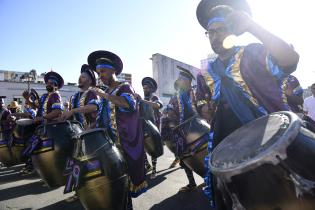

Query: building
[117,73,132,85]
[0,69,79,110]
[0,69,45,84]
[0,81,79,108]
[152,53,200,104]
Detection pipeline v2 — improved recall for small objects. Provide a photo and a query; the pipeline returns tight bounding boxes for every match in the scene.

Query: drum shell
[161,117,177,154]
[74,129,128,210]
[0,141,13,166]
[0,132,18,166]
[214,126,315,210]
[182,142,207,177]
[142,119,163,158]
[173,117,210,145]
[32,121,83,187]
[10,139,25,164]
[13,119,36,140]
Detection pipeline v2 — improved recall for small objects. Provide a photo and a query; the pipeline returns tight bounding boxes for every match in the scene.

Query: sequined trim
[129,179,148,198]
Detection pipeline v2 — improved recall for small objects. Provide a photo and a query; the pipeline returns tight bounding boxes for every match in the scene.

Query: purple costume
[37,91,63,118]
[91,82,147,197]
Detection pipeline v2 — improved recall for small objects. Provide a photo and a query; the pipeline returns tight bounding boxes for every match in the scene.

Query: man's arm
[226,11,299,69]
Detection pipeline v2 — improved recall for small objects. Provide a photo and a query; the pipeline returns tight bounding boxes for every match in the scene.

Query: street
[0,147,210,210]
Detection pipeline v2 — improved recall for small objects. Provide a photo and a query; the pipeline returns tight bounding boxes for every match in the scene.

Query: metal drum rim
[74,128,107,138]
[15,118,34,125]
[209,111,302,181]
[77,174,128,192]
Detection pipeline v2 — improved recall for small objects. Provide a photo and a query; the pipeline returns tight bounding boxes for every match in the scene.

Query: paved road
[0,147,211,210]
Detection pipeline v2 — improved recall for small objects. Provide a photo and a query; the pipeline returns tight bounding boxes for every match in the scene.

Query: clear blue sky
[0,0,314,93]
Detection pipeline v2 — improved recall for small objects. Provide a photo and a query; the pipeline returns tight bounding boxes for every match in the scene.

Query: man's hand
[34,116,44,124]
[58,110,74,122]
[22,90,30,100]
[225,10,254,36]
[134,93,142,101]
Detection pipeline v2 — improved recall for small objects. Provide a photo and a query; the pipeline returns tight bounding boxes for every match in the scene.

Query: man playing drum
[195,0,299,208]
[61,50,147,210]
[167,66,199,193]
[138,77,163,179]
[0,96,12,167]
[66,64,98,130]
[26,71,65,124]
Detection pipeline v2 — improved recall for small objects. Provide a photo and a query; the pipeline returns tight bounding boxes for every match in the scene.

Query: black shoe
[178,184,197,193]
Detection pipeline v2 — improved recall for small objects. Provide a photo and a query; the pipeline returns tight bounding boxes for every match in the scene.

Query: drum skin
[210,111,315,210]
[32,121,83,188]
[73,129,128,210]
[142,119,163,159]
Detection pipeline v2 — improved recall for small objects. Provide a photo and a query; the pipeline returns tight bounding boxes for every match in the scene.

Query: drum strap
[64,158,104,194]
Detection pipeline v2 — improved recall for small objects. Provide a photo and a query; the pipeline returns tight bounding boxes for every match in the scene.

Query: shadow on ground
[149,189,210,210]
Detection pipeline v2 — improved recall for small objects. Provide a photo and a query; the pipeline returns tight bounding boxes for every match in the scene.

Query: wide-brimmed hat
[44,71,64,89]
[81,64,96,86]
[142,77,158,92]
[196,0,251,30]
[87,50,123,75]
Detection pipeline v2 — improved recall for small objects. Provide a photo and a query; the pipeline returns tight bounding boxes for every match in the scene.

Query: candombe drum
[11,118,36,163]
[142,119,163,158]
[173,116,210,177]
[139,101,164,159]
[210,111,315,210]
[31,121,83,187]
[160,115,178,154]
[64,128,128,210]
[0,131,13,166]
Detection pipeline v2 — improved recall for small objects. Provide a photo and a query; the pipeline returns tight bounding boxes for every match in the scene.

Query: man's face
[207,22,230,55]
[46,80,58,92]
[177,78,191,90]
[97,68,115,86]
[0,100,4,109]
[143,85,151,97]
[311,85,315,95]
[78,73,91,89]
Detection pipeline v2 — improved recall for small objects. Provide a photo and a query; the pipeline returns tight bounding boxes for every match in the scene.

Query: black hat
[142,77,157,92]
[0,96,6,99]
[196,0,251,30]
[44,71,64,89]
[81,64,96,86]
[87,50,123,75]
[177,66,195,81]
[29,89,39,103]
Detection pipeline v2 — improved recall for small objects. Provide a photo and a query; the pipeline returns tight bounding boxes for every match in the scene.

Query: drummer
[138,77,163,179]
[167,66,198,193]
[9,100,37,120]
[60,51,147,210]
[64,64,98,129]
[31,71,64,124]
[8,101,22,114]
[0,96,12,148]
[195,1,299,208]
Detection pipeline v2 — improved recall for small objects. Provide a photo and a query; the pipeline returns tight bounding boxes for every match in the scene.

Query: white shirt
[303,96,315,121]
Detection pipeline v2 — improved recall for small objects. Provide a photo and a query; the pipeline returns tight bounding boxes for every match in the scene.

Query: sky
[0,0,314,94]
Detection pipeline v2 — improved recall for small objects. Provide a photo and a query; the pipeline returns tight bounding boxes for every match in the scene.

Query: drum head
[16,119,33,126]
[210,112,302,179]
